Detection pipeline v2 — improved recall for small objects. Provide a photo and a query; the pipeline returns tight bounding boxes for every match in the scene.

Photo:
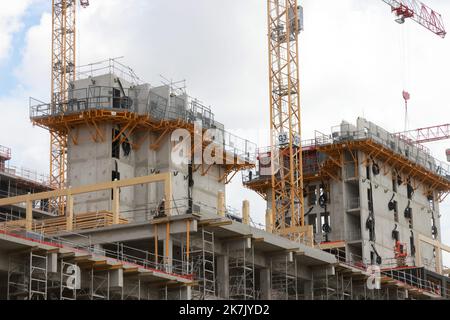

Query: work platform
[2,200,448,299]
[244,119,450,202]
[30,75,256,185]
[0,221,193,300]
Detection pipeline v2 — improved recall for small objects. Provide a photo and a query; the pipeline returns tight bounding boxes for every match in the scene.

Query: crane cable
[401,23,410,132]
[76,0,83,79]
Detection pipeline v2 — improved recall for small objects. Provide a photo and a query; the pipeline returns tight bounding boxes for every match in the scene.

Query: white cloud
[13,12,51,97]
[0,90,49,174]
[0,0,34,63]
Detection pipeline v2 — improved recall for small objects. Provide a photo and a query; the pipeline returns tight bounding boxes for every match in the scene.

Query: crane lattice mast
[50,0,89,215]
[267,0,304,238]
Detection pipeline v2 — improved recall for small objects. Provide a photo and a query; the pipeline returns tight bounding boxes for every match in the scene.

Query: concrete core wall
[67,74,227,220]
[300,118,443,274]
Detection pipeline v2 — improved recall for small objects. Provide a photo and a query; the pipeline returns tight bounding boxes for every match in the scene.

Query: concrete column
[415,236,423,268]
[66,194,74,231]
[436,245,443,274]
[217,191,225,217]
[164,237,173,273]
[110,268,124,288]
[112,186,120,225]
[164,174,172,216]
[260,268,271,300]
[26,195,32,232]
[93,244,105,255]
[47,252,58,273]
[265,209,273,233]
[216,255,229,299]
[242,200,250,225]
[180,285,192,300]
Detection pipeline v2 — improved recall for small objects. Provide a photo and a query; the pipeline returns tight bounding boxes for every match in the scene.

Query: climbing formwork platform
[244,121,450,202]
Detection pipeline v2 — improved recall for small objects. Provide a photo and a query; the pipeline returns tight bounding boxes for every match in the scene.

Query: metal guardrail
[330,247,449,298]
[327,126,450,181]
[0,212,192,278]
[76,58,143,85]
[244,125,450,185]
[0,163,50,187]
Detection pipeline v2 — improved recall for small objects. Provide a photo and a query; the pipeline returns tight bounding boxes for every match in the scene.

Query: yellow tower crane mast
[265,0,445,241]
[49,0,89,215]
[267,0,305,239]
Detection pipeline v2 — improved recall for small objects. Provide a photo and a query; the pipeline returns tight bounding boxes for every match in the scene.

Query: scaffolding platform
[243,121,450,202]
[29,79,256,184]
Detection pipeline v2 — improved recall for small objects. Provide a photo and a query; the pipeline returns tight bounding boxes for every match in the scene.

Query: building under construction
[1,0,450,301]
[0,66,449,300]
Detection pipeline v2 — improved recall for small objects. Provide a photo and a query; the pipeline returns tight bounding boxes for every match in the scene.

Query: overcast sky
[0,0,449,262]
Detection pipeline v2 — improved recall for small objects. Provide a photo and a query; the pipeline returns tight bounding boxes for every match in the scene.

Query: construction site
[0,0,450,301]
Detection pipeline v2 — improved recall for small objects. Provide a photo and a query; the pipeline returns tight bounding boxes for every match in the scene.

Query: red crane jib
[382,0,446,38]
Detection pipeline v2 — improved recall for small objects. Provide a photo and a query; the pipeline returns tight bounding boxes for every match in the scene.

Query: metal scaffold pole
[229,239,255,300]
[270,255,298,300]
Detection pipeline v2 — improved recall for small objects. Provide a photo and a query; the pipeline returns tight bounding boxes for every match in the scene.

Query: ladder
[29,252,48,300]
[191,228,216,299]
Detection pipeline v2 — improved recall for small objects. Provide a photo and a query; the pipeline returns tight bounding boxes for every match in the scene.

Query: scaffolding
[76,269,110,300]
[270,256,298,300]
[244,121,450,202]
[228,240,255,300]
[312,268,336,300]
[191,228,216,300]
[121,278,141,300]
[29,81,256,196]
[312,269,354,300]
[1,219,193,300]
[7,251,48,300]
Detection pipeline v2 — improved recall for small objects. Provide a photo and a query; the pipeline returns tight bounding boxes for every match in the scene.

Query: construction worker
[156,197,166,218]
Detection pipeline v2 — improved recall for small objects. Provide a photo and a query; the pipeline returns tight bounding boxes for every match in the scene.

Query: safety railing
[76,58,143,85]
[241,168,261,184]
[120,199,191,223]
[30,86,256,165]
[0,213,193,279]
[0,163,50,187]
[381,268,445,297]
[328,124,450,181]
[241,140,331,185]
[329,247,449,298]
[107,198,246,226]
[421,257,441,273]
[249,217,266,231]
[394,132,432,155]
[225,205,244,223]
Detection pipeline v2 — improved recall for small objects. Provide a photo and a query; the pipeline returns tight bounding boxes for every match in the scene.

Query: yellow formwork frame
[32,109,254,186]
[416,234,450,275]
[0,173,172,232]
